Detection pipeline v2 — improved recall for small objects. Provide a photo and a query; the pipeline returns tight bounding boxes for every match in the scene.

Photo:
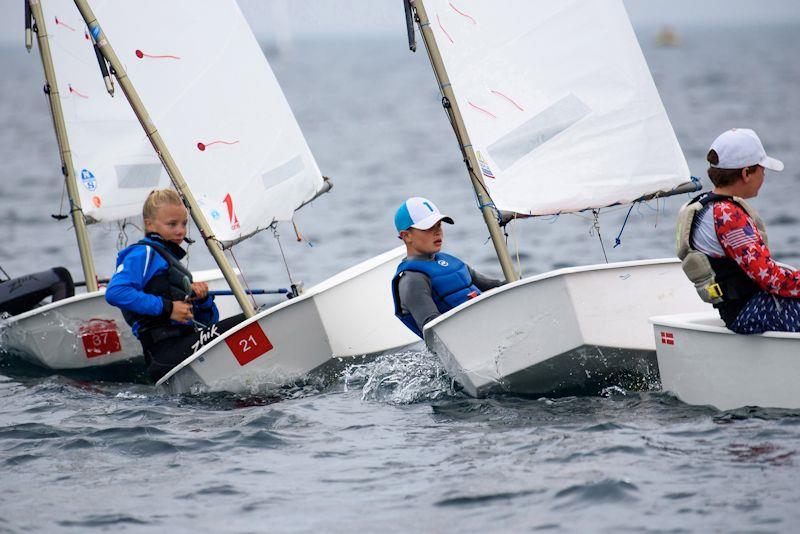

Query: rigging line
[116,220,129,251]
[184,224,194,270]
[42,81,70,222]
[272,225,296,288]
[592,210,609,263]
[613,203,636,248]
[228,246,257,310]
[0,264,10,281]
[57,179,66,218]
[568,212,594,221]
[511,216,522,277]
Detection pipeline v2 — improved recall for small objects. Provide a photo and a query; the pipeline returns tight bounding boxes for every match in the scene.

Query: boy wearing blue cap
[391,197,504,337]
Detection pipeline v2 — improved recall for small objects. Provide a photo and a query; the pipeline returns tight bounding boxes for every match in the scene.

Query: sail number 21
[239,335,258,352]
[225,322,274,366]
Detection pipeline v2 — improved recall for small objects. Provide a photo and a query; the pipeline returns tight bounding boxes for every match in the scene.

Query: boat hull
[423,259,709,397]
[0,270,239,370]
[652,311,800,410]
[157,247,419,394]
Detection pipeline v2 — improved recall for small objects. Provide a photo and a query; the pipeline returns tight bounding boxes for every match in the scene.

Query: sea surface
[1,22,800,533]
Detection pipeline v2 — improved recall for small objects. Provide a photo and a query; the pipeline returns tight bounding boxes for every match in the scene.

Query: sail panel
[41,0,170,223]
[90,0,324,245]
[423,0,690,215]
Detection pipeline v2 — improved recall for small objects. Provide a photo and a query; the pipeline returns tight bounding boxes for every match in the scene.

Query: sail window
[487,93,590,171]
[115,163,163,189]
[261,155,306,189]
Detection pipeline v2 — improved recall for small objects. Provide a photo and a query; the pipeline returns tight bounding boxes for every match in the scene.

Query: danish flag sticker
[225,322,273,366]
[660,331,675,345]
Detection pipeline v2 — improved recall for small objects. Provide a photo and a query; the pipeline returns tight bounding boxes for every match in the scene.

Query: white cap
[394,197,454,232]
[710,128,784,172]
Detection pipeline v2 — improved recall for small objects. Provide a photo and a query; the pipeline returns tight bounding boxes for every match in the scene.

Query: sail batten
[423,0,690,215]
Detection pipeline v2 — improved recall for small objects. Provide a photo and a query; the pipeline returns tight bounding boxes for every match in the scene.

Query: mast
[72,0,256,318]
[29,0,99,293]
[410,0,519,283]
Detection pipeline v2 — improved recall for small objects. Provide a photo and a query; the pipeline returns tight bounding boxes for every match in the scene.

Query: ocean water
[2,23,800,532]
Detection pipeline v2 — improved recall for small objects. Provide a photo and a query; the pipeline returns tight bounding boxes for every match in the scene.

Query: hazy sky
[2,0,799,45]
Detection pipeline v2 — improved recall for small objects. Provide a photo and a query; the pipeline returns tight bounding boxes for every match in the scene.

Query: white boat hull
[424,259,710,397]
[0,270,239,370]
[157,247,419,394]
[652,311,800,411]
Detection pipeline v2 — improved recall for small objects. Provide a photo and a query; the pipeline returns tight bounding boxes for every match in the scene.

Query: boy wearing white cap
[391,197,503,337]
[676,128,799,333]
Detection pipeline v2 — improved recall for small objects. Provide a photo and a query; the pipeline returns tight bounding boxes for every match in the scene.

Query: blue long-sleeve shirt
[105,236,218,337]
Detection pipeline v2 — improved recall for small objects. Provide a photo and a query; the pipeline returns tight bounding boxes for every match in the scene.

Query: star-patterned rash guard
[704,200,800,297]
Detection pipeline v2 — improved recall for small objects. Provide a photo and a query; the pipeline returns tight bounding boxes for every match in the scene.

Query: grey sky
[2,1,799,45]
[237,0,800,40]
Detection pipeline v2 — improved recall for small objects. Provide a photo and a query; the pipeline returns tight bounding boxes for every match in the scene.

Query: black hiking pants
[141,313,247,382]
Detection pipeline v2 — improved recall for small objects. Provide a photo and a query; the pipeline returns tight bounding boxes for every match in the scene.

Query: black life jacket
[121,234,194,338]
[677,192,764,326]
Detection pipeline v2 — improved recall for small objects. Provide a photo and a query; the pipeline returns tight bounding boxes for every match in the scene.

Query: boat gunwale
[650,311,800,340]
[423,257,682,334]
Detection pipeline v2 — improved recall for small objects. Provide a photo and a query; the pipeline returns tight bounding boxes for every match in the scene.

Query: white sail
[40,0,170,222]
[88,0,324,246]
[423,0,690,215]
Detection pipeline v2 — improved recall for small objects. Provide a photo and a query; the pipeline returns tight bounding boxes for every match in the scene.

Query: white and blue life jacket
[391,252,480,337]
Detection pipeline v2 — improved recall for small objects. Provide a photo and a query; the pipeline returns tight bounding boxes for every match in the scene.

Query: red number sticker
[225,322,273,366]
[80,319,122,358]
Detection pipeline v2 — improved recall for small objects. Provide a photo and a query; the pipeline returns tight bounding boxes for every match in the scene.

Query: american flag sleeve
[714,201,800,297]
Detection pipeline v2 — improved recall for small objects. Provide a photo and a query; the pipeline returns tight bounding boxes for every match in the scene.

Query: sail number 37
[80,319,122,359]
[225,322,274,366]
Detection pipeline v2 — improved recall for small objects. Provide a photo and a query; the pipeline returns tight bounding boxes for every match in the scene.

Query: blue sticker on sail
[81,169,97,191]
[476,151,495,179]
[210,209,220,220]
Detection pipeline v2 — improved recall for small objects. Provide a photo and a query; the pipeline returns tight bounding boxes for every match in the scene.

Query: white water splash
[114,391,149,400]
[341,349,458,405]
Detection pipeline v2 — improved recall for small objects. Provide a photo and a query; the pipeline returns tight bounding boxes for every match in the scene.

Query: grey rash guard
[397,253,504,333]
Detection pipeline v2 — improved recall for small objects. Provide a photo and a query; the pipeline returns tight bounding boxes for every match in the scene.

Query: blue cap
[394,197,454,233]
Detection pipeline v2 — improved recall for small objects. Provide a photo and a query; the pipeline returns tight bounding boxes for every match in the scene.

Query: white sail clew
[40,0,170,222]
[424,0,690,215]
[88,0,324,246]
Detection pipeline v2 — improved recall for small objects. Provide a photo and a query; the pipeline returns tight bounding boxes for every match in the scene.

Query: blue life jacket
[391,252,480,337]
